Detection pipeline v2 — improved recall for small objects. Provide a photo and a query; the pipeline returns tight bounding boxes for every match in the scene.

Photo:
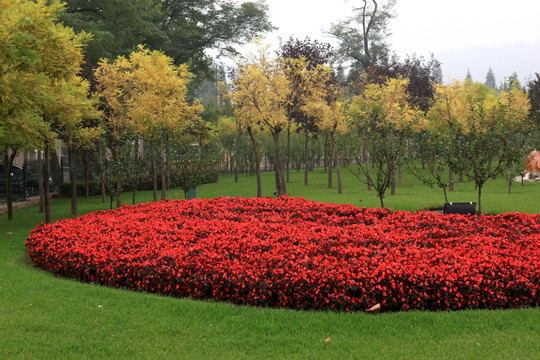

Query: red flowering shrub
[25,197,540,311]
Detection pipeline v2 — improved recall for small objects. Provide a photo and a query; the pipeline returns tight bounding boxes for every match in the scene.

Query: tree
[170,138,220,199]
[304,95,350,193]
[327,0,396,76]
[358,52,439,190]
[485,67,497,90]
[500,71,520,92]
[0,0,90,222]
[349,77,422,207]
[232,101,264,196]
[526,73,540,124]
[129,46,204,201]
[425,81,469,194]
[61,0,274,80]
[230,42,289,196]
[94,55,137,207]
[364,52,440,112]
[0,0,53,220]
[277,37,334,186]
[432,59,443,84]
[95,46,204,205]
[45,76,101,218]
[60,0,162,65]
[428,81,531,213]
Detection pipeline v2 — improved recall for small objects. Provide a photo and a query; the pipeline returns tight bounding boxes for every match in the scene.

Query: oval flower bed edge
[25,196,540,312]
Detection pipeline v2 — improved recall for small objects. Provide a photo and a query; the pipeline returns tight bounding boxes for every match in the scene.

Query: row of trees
[2,0,539,221]
[1,0,221,222]
[1,0,96,222]
[222,38,533,213]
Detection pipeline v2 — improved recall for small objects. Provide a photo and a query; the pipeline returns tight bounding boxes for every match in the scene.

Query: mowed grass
[1,167,540,359]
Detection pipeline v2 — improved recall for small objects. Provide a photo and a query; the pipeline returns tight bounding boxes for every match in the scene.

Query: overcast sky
[259,0,540,83]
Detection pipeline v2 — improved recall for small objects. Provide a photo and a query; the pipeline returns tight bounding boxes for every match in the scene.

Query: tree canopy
[327,0,395,76]
[61,0,275,79]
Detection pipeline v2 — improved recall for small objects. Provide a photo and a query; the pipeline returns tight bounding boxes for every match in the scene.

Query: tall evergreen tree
[500,72,520,92]
[465,69,472,81]
[526,73,540,124]
[485,67,497,90]
[432,59,443,84]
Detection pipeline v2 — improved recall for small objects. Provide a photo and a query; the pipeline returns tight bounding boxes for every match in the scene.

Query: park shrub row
[57,167,219,198]
[25,197,540,311]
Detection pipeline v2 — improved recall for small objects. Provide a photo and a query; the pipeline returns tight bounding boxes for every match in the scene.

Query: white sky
[258,0,540,81]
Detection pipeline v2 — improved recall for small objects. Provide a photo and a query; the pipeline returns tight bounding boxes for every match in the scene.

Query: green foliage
[485,67,497,90]
[526,73,540,124]
[58,180,101,197]
[169,142,221,198]
[327,0,395,75]
[61,0,274,80]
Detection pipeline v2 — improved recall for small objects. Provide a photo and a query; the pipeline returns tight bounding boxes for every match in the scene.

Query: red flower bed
[25,197,540,311]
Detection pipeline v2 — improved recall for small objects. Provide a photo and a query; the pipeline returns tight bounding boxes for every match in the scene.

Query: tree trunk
[152,158,158,202]
[68,137,77,218]
[429,149,435,173]
[272,130,286,196]
[328,133,334,189]
[398,161,403,187]
[286,122,291,183]
[449,168,454,192]
[160,149,167,201]
[390,158,396,196]
[37,150,44,213]
[98,143,106,203]
[3,151,16,221]
[235,125,242,183]
[83,160,89,199]
[363,145,372,192]
[115,175,122,208]
[420,132,425,169]
[323,134,329,173]
[477,184,483,214]
[304,125,309,186]
[336,140,342,194]
[44,144,52,224]
[114,144,122,208]
[247,127,262,197]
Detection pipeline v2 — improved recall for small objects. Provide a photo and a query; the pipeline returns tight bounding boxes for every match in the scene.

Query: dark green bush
[58,181,101,197]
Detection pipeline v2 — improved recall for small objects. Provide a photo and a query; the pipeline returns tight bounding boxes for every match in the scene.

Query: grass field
[1,168,539,359]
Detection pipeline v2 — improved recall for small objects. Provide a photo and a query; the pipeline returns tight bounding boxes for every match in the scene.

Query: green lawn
[1,168,539,359]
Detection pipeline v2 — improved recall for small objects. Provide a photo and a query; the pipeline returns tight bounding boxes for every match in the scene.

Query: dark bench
[443,202,476,215]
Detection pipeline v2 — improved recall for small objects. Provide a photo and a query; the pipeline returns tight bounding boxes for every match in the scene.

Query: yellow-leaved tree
[0,0,92,222]
[349,77,423,208]
[281,57,334,185]
[94,55,137,207]
[301,76,350,193]
[426,80,531,213]
[230,42,290,196]
[421,80,470,197]
[95,46,205,205]
[128,46,204,201]
[44,76,101,218]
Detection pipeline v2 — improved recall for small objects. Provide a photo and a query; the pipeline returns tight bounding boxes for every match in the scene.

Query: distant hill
[434,42,540,84]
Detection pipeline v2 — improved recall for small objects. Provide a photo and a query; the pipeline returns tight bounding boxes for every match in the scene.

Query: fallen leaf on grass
[367,303,381,312]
